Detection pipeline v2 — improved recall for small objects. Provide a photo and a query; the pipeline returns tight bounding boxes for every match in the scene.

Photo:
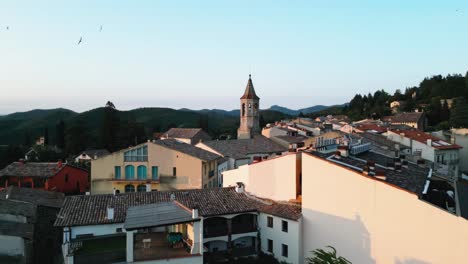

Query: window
[242,103,245,116]
[125,184,135,193]
[124,145,148,162]
[64,174,69,183]
[137,184,147,192]
[267,239,273,253]
[137,165,147,180]
[173,167,177,176]
[114,166,121,179]
[152,166,159,180]
[125,165,135,180]
[282,244,288,257]
[282,220,288,232]
[267,216,273,228]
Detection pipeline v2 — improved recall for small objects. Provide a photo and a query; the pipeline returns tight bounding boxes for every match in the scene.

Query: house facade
[91,139,220,194]
[382,112,428,130]
[386,129,462,178]
[54,187,301,264]
[0,161,89,194]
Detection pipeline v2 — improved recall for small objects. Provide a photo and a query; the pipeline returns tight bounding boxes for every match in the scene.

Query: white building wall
[302,153,468,264]
[259,213,302,264]
[0,235,24,256]
[70,223,123,239]
[223,154,298,201]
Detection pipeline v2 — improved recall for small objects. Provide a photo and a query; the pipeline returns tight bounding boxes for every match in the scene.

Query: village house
[160,128,212,145]
[0,161,89,195]
[54,187,301,264]
[223,139,468,264]
[91,139,221,194]
[74,149,110,163]
[0,186,64,264]
[381,112,428,130]
[386,129,462,179]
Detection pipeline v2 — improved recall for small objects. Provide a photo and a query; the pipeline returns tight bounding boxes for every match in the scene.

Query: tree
[44,127,49,146]
[306,246,352,264]
[298,112,305,117]
[450,97,468,128]
[105,101,116,109]
[55,119,66,150]
[100,107,120,151]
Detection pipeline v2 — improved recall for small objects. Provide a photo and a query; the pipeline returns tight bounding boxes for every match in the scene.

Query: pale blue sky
[1,0,468,114]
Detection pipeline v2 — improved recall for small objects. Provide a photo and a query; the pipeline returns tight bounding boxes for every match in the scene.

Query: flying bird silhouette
[77,37,82,45]
[6,26,9,30]
[100,25,103,32]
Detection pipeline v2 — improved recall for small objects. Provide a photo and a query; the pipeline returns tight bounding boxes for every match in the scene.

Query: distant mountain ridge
[0,106,291,146]
[268,104,347,116]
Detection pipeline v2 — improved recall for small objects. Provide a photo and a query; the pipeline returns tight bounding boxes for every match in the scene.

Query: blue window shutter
[137,165,147,180]
[152,166,159,180]
[125,165,134,179]
[115,166,121,179]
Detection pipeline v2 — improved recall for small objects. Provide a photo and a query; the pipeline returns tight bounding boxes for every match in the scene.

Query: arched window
[137,165,147,180]
[125,165,135,180]
[125,184,135,193]
[242,103,245,116]
[137,184,147,192]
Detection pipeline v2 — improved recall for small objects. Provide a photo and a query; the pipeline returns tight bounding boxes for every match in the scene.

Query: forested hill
[0,106,290,154]
[310,72,468,130]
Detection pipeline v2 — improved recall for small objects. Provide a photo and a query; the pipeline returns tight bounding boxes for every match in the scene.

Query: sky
[1,0,468,114]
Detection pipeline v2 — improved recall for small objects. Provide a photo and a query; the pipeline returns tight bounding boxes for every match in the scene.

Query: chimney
[113,188,117,196]
[235,182,244,193]
[450,134,456,144]
[57,160,63,168]
[146,183,151,192]
[192,208,199,219]
[375,170,386,180]
[338,146,349,157]
[334,151,341,160]
[426,139,432,146]
[107,208,114,220]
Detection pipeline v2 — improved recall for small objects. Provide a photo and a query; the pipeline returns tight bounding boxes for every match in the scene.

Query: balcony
[203,217,228,238]
[134,232,195,262]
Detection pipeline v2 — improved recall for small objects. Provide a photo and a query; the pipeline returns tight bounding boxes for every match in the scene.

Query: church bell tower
[237,74,260,139]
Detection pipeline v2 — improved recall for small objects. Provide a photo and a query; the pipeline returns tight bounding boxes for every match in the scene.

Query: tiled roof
[0,162,65,178]
[240,75,259,100]
[162,128,206,139]
[79,149,110,158]
[355,124,387,133]
[260,202,302,221]
[306,150,430,195]
[153,139,221,161]
[201,136,287,160]
[54,187,279,227]
[382,112,425,123]
[389,129,462,150]
[0,186,64,208]
[274,135,308,144]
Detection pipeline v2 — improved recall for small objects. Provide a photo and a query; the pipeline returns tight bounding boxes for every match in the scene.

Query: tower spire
[241,74,259,100]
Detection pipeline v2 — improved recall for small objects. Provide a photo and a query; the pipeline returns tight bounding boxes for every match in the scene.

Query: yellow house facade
[91,139,220,194]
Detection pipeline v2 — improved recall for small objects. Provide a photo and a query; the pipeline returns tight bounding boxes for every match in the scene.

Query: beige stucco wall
[302,153,468,264]
[223,154,298,201]
[91,142,215,194]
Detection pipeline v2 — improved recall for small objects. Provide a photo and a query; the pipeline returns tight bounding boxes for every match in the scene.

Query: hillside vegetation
[0,105,290,161]
[309,72,468,130]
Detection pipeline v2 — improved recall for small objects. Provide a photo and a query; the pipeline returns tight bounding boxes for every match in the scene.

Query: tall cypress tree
[55,119,66,150]
[44,127,49,146]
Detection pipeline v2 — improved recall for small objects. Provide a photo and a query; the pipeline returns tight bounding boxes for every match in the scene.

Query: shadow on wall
[302,208,375,264]
[395,259,431,264]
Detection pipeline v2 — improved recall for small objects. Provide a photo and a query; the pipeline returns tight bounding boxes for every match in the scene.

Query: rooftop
[200,135,287,160]
[0,186,64,208]
[0,161,66,178]
[162,128,209,140]
[124,202,199,230]
[154,139,221,161]
[307,150,430,195]
[382,112,425,123]
[78,149,110,158]
[55,187,301,227]
[275,135,308,144]
[388,129,462,150]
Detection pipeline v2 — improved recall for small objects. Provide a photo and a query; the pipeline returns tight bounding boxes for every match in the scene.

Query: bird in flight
[6,26,9,30]
[77,37,82,45]
[100,25,103,32]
